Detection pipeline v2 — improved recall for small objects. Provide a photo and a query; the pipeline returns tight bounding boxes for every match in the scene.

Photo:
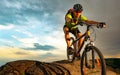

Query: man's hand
[98,22,106,28]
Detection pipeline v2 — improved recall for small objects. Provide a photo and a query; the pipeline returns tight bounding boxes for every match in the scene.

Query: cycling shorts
[63,25,80,36]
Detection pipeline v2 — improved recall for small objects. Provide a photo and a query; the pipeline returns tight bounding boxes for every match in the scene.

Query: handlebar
[77,21,106,28]
[71,21,106,45]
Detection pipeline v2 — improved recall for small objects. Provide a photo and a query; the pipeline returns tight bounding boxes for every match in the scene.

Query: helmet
[73,4,83,12]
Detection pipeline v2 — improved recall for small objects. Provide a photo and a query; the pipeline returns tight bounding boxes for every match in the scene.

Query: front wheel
[81,46,106,75]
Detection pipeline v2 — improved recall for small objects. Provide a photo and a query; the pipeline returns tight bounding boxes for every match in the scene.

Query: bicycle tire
[81,46,106,75]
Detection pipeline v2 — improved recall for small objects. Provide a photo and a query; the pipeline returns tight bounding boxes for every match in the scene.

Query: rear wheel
[81,46,106,75]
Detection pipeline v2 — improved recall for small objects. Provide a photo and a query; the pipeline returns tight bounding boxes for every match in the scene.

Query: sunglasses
[76,11,81,13]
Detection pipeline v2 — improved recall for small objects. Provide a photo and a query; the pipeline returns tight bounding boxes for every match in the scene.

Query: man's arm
[85,20,99,24]
[85,20,106,28]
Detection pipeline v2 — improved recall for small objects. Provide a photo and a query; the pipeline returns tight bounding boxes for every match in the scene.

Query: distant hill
[105,58,120,74]
[0,58,119,75]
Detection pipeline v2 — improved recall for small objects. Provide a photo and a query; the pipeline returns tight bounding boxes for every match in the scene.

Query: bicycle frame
[71,24,93,55]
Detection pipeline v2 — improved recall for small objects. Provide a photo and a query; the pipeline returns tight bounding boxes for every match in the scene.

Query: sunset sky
[0,0,120,66]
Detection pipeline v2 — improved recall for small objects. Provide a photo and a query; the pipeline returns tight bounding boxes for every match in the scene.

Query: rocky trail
[0,59,119,75]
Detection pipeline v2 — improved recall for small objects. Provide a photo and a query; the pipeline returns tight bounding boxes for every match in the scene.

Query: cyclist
[63,4,106,57]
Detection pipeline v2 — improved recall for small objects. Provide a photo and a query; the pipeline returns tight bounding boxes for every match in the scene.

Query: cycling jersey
[65,9,88,29]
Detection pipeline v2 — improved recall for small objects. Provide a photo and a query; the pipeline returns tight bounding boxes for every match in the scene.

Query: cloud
[11,35,39,47]
[0,0,66,25]
[23,43,56,51]
[104,53,120,58]
[0,15,64,49]
[0,46,35,59]
[34,43,56,50]
[0,39,14,45]
[39,52,65,62]
[0,46,65,66]
[0,24,14,30]
[4,0,22,9]
[14,51,29,55]
[15,29,33,37]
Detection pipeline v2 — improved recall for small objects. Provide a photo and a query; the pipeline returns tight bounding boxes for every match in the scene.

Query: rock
[0,59,119,75]
[0,60,72,75]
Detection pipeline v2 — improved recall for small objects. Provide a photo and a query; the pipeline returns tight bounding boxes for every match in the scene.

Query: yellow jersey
[65,12,88,29]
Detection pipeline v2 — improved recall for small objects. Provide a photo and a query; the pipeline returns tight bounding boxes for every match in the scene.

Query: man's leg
[64,27,74,54]
[63,27,71,47]
[77,32,83,56]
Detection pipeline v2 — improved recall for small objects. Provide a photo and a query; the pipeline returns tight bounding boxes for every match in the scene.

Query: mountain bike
[66,22,106,75]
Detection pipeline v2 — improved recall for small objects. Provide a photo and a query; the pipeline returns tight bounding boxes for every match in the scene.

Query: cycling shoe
[67,47,74,54]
